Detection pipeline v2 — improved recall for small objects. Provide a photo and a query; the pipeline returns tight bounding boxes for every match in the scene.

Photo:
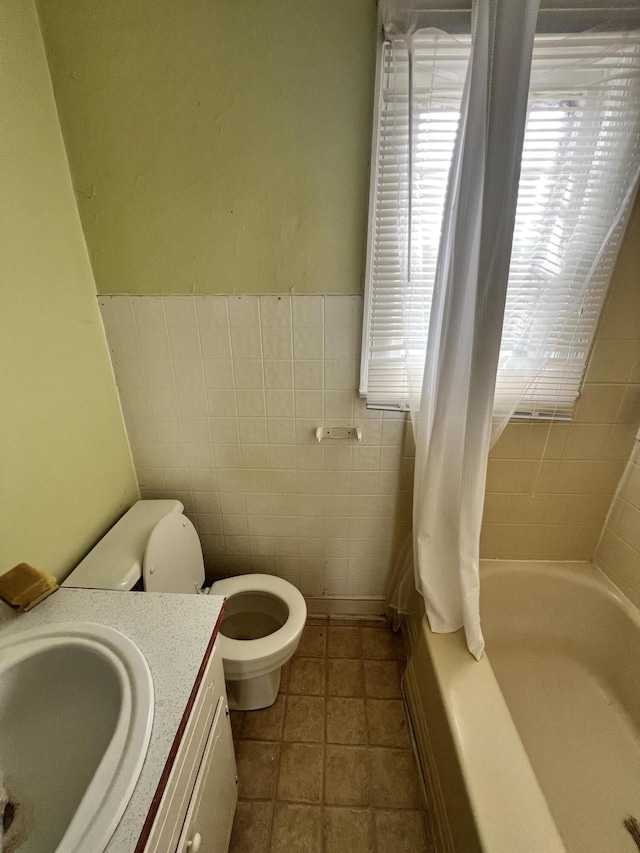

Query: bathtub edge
[404,609,566,853]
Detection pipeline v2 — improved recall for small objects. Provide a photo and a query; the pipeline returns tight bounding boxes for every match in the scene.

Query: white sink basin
[0,622,154,853]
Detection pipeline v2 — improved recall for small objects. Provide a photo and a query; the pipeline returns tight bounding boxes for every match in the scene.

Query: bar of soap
[0,562,59,612]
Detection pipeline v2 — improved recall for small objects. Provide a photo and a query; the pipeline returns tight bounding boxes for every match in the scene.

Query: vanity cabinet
[142,641,237,853]
[176,694,237,853]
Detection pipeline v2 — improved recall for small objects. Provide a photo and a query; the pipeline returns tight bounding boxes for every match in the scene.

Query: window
[360,30,640,414]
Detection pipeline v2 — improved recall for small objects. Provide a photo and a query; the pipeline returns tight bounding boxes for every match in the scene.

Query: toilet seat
[210,574,306,674]
[143,514,205,593]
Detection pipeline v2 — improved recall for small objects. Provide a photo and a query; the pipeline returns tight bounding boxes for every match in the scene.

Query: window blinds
[380,0,640,37]
[361,29,640,414]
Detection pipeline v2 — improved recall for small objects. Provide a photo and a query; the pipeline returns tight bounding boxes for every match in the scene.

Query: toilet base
[226,667,281,711]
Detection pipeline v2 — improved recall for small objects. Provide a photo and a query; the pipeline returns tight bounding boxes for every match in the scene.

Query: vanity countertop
[0,587,226,853]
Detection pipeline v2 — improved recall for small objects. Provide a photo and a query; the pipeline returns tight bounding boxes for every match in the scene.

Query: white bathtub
[403,560,640,853]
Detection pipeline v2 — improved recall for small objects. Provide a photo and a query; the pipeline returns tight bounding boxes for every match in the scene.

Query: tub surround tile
[484,421,639,560]
[596,441,640,606]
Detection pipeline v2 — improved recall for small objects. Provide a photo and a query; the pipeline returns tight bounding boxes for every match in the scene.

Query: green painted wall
[0,0,139,580]
[35,0,377,296]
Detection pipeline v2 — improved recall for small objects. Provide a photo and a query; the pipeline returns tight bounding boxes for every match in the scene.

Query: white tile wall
[100,295,412,597]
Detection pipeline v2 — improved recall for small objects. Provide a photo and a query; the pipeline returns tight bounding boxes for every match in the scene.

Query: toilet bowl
[63,499,307,712]
[211,574,307,710]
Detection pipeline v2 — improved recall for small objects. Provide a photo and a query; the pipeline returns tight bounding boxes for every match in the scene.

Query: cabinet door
[176,698,238,853]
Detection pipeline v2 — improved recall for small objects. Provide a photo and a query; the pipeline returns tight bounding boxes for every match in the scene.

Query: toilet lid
[143,514,205,594]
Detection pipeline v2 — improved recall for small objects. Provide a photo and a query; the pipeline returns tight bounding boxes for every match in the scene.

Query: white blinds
[380,0,640,37]
[361,29,640,414]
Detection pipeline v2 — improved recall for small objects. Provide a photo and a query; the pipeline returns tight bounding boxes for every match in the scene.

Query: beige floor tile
[241,694,286,741]
[374,810,430,853]
[366,699,410,747]
[270,804,321,853]
[369,748,423,809]
[283,695,325,742]
[230,710,245,739]
[323,807,374,853]
[363,659,403,698]
[326,697,367,745]
[276,742,324,803]
[361,627,401,660]
[328,618,362,627]
[229,800,273,853]
[326,658,365,697]
[232,617,430,853]
[235,740,281,800]
[279,660,291,693]
[306,616,329,626]
[324,745,370,806]
[327,626,361,658]
[288,657,326,695]
[295,625,327,657]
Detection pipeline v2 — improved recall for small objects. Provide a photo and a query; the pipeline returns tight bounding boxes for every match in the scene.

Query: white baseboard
[304,595,386,618]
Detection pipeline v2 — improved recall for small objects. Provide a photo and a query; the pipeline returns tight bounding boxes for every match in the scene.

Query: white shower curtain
[382,2,640,655]
[389,0,540,658]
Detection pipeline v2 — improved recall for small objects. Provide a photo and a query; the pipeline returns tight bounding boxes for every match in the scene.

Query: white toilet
[63,499,307,710]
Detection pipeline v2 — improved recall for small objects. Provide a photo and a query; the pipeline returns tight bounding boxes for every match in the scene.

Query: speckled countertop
[0,587,225,852]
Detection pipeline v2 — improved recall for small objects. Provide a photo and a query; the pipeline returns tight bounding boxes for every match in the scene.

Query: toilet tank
[62,499,184,591]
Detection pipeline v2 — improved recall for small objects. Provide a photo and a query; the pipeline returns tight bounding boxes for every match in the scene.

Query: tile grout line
[266,681,286,851]
[320,625,327,853]
[359,623,380,853]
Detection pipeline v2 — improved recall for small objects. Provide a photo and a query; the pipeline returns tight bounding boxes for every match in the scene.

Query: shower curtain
[386,0,540,658]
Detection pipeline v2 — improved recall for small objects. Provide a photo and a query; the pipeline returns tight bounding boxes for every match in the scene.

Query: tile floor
[228,617,435,853]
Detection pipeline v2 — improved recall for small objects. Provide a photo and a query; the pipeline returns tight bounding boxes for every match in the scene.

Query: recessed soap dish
[315,426,362,442]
